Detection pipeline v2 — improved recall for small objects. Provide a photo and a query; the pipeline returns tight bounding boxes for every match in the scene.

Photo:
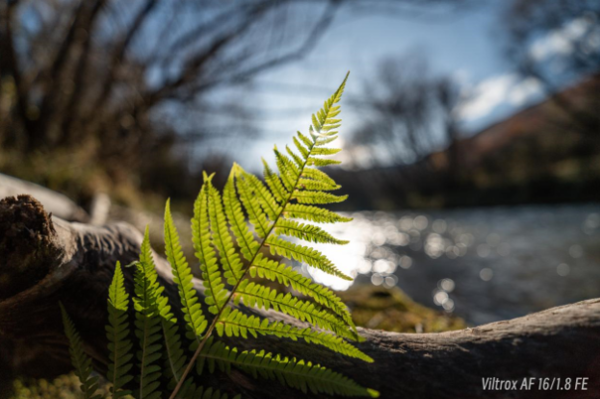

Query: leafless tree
[0,0,479,203]
[0,0,346,198]
[502,0,600,136]
[350,56,465,171]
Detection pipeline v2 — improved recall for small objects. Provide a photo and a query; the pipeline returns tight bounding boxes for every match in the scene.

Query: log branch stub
[0,195,60,300]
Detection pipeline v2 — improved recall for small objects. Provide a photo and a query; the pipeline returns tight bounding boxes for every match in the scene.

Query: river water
[304,204,600,326]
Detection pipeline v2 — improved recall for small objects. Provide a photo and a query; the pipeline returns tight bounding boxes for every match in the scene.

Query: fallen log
[1,195,599,399]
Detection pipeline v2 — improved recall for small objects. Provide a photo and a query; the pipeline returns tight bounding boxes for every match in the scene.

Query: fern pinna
[60,73,379,398]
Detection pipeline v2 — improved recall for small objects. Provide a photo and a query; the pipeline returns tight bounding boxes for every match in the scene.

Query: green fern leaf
[164,200,207,348]
[314,135,339,146]
[207,181,246,286]
[234,280,358,340]
[248,254,356,328]
[307,158,342,167]
[162,73,376,398]
[197,339,378,397]
[286,145,304,167]
[192,174,228,314]
[293,136,309,158]
[158,298,187,388]
[284,204,352,224]
[297,178,340,191]
[311,72,348,135]
[60,304,102,399]
[310,147,342,156]
[223,171,260,261]
[266,236,352,280]
[273,147,300,188]
[274,219,349,245]
[300,167,338,187]
[235,166,281,221]
[296,131,312,148]
[217,308,371,362]
[233,167,271,237]
[61,73,380,399]
[107,262,134,397]
[293,190,347,204]
[262,158,288,204]
[133,228,164,399]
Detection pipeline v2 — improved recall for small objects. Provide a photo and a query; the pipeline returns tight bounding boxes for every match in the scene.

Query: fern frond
[262,158,288,204]
[197,339,378,397]
[266,236,352,280]
[60,304,102,399]
[284,204,352,224]
[159,299,187,388]
[311,72,348,135]
[249,254,355,328]
[300,167,338,187]
[164,200,207,350]
[207,182,245,286]
[293,190,347,204]
[296,131,311,148]
[293,136,309,158]
[236,166,281,221]
[297,178,340,191]
[314,135,339,146]
[133,228,164,399]
[192,174,228,314]
[217,308,371,362]
[234,167,271,237]
[234,281,358,340]
[275,219,349,245]
[166,73,378,398]
[223,171,260,261]
[273,147,300,188]
[286,145,304,167]
[307,157,342,167]
[107,262,134,397]
[310,147,342,156]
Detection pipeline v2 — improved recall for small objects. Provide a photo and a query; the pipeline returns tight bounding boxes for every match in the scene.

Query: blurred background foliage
[1,0,598,212]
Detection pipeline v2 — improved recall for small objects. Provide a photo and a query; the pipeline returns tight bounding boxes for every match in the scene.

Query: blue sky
[231,2,513,167]
[215,2,592,169]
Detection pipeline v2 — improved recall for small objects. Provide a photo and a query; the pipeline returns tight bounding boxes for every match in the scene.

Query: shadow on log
[1,195,599,398]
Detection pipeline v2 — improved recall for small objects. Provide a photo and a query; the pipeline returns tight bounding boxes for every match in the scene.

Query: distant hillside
[332,74,600,210]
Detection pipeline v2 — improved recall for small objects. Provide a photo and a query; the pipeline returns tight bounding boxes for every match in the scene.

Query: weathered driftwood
[1,195,599,399]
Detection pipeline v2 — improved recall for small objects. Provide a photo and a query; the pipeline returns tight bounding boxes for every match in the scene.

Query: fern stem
[170,137,318,399]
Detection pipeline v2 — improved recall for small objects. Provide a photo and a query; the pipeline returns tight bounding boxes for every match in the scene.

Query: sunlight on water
[306,213,376,291]
[299,205,600,325]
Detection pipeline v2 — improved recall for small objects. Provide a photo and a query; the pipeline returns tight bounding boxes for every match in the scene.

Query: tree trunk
[1,195,599,399]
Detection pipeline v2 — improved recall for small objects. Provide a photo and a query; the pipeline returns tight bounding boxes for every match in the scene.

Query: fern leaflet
[133,228,163,399]
[165,200,207,346]
[60,304,102,399]
[107,262,134,397]
[197,339,377,397]
[192,175,228,314]
[217,308,371,362]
